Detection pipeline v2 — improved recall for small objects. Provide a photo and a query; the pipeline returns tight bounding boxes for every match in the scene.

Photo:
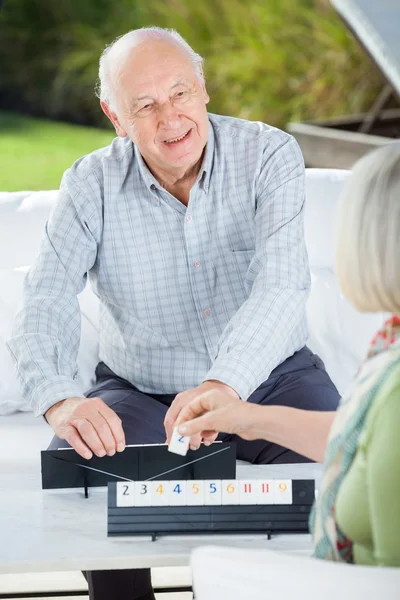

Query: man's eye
[140,104,152,112]
[175,90,189,100]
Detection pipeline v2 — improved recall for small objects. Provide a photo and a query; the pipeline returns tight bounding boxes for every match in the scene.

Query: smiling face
[101,40,210,182]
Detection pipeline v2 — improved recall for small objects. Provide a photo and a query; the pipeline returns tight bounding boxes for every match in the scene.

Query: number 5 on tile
[204,480,222,505]
[186,481,205,505]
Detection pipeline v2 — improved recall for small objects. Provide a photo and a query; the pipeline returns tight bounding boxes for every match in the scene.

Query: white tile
[168,480,187,505]
[186,480,205,505]
[256,480,274,504]
[168,428,190,456]
[204,480,222,505]
[134,480,152,506]
[221,479,239,505]
[238,480,257,505]
[273,479,293,504]
[116,481,134,507]
[151,480,169,506]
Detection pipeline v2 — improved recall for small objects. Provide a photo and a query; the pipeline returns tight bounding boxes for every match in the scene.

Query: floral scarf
[310,315,400,562]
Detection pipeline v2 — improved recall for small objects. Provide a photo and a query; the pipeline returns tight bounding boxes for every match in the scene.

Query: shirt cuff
[31,378,85,417]
[202,357,261,401]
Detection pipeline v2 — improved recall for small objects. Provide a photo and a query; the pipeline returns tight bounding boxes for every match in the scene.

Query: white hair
[336,141,400,314]
[95,27,205,111]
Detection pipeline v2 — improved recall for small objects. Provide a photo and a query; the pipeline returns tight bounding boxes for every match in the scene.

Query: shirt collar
[133,116,215,195]
[198,117,214,194]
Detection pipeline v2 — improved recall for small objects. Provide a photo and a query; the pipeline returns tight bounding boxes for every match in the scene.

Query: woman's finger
[201,431,219,446]
[178,412,219,437]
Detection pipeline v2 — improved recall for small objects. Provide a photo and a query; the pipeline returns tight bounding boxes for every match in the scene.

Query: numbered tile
[221,480,239,505]
[273,479,292,504]
[151,480,169,506]
[116,481,135,507]
[134,481,151,506]
[204,480,222,505]
[168,428,190,456]
[169,480,187,506]
[239,480,257,505]
[186,480,205,505]
[257,480,274,505]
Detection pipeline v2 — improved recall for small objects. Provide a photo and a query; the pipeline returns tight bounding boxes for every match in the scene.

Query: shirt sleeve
[6,169,102,417]
[365,375,400,566]
[203,135,310,400]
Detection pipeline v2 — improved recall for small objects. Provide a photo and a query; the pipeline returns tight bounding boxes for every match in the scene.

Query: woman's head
[336,142,400,314]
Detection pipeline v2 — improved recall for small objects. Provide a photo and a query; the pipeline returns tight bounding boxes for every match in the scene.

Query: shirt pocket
[230,249,256,295]
[230,249,255,271]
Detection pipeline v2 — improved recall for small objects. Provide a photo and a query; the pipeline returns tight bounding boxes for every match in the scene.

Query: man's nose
[158,101,181,128]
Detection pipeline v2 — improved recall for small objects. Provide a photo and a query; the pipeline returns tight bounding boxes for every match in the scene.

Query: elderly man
[8,27,339,600]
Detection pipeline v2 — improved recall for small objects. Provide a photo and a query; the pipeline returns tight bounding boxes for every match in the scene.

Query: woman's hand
[176,389,260,445]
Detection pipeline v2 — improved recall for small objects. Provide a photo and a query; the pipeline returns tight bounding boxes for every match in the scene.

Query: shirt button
[186,215,193,222]
[194,260,201,268]
[203,309,211,317]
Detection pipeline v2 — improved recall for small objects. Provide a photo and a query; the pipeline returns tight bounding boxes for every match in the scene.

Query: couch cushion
[304,168,348,268]
[0,190,58,269]
[306,269,386,396]
[0,267,99,415]
[303,169,387,394]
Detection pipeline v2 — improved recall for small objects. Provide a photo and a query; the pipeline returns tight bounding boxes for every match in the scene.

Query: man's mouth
[163,130,191,144]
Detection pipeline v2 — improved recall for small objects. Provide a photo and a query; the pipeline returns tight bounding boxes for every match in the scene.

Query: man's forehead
[132,76,193,99]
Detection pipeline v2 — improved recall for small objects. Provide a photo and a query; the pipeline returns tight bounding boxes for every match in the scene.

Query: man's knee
[248,351,340,413]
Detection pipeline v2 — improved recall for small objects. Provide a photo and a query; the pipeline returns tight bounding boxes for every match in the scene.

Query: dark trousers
[48,346,339,599]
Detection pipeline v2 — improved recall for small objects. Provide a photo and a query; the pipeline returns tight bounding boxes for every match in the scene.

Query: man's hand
[175,390,260,443]
[45,397,126,460]
[164,380,240,450]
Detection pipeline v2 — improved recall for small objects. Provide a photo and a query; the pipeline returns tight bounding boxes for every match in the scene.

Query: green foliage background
[0,0,384,129]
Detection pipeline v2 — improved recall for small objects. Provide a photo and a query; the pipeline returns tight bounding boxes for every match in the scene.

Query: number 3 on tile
[135,482,151,506]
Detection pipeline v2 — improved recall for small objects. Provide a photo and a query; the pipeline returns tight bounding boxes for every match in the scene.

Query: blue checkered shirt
[7,113,310,417]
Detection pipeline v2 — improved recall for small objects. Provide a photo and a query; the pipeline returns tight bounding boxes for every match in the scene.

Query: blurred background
[0,0,392,191]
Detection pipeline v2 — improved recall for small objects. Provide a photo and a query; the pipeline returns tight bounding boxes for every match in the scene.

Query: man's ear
[101,101,127,137]
[199,79,210,105]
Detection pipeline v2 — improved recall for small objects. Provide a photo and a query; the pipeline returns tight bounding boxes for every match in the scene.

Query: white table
[0,460,322,576]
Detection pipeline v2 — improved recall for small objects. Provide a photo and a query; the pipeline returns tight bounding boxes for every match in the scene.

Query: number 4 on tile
[169,481,187,505]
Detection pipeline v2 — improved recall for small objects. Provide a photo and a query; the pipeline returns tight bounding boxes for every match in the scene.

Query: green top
[335,363,400,567]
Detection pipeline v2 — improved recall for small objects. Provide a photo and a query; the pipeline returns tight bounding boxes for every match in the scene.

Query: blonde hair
[96,27,204,112]
[336,142,400,314]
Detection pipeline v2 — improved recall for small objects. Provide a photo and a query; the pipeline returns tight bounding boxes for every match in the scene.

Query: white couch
[191,545,400,599]
[0,168,387,462]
